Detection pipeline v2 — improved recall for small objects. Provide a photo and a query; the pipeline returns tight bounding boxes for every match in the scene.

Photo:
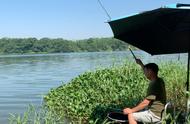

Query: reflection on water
[0,51,187,123]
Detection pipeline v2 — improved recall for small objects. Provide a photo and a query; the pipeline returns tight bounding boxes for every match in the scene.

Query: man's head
[144,63,159,80]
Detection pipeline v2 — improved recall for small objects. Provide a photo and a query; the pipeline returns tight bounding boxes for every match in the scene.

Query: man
[123,59,166,124]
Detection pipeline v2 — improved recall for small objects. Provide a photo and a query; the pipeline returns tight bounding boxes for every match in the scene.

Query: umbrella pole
[187,52,190,91]
[187,52,190,113]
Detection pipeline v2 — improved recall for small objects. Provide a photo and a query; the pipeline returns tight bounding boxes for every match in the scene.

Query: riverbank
[44,62,186,123]
[0,37,131,54]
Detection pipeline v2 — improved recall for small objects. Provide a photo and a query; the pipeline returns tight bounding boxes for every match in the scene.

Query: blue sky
[0,0,189,40]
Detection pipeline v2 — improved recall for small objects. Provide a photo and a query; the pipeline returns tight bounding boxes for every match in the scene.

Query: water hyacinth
[45,64,147,121]
[44,62,148,123]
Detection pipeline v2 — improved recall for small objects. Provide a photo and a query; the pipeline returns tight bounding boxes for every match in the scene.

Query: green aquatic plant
[44,62,187,123]
[44,62,148,123]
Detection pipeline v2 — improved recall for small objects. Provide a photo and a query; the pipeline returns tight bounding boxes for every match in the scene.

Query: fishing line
[97,0,111,20]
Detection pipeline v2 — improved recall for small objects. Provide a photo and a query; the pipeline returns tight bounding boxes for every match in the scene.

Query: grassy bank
[9,61,187,123]
[43,62,186,123]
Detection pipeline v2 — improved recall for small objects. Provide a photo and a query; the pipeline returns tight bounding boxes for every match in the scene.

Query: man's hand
[135,58,144,69]
[123,108,133,115]
[135,59,143,65]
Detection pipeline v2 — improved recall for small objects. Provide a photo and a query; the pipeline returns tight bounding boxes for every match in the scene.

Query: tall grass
[9,105,64,124]
[159,62,186,110]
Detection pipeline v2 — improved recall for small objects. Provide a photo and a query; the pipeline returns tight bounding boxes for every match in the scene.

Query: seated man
[123,59,166,124]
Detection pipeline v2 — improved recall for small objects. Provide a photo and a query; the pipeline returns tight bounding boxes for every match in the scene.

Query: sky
[0,0,189,40]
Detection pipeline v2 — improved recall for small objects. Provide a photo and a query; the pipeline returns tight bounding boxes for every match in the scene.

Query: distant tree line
[0,37,135,54]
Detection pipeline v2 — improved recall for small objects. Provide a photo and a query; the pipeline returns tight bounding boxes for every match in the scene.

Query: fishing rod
[129,48,137,60]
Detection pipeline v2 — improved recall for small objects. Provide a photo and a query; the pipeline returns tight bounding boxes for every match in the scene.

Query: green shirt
[146,77,166,118]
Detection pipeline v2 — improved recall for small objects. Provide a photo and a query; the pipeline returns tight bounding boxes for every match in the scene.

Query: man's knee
[128,113,137,124]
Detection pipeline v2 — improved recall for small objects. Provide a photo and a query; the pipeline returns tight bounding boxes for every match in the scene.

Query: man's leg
[128,113,137,124]
[132,110,160,123]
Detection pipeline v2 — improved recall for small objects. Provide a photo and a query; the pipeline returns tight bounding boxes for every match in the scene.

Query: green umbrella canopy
[108,3,190,55]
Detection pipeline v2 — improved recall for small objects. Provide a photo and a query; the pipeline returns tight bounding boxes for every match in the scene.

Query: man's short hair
[144,63,159,74]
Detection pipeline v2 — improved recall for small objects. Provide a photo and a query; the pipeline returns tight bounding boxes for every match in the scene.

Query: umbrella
[108,3,190,111]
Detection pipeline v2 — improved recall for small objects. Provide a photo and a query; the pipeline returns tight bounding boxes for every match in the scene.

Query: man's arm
[131,99,150,112]
[123,99,151,114]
